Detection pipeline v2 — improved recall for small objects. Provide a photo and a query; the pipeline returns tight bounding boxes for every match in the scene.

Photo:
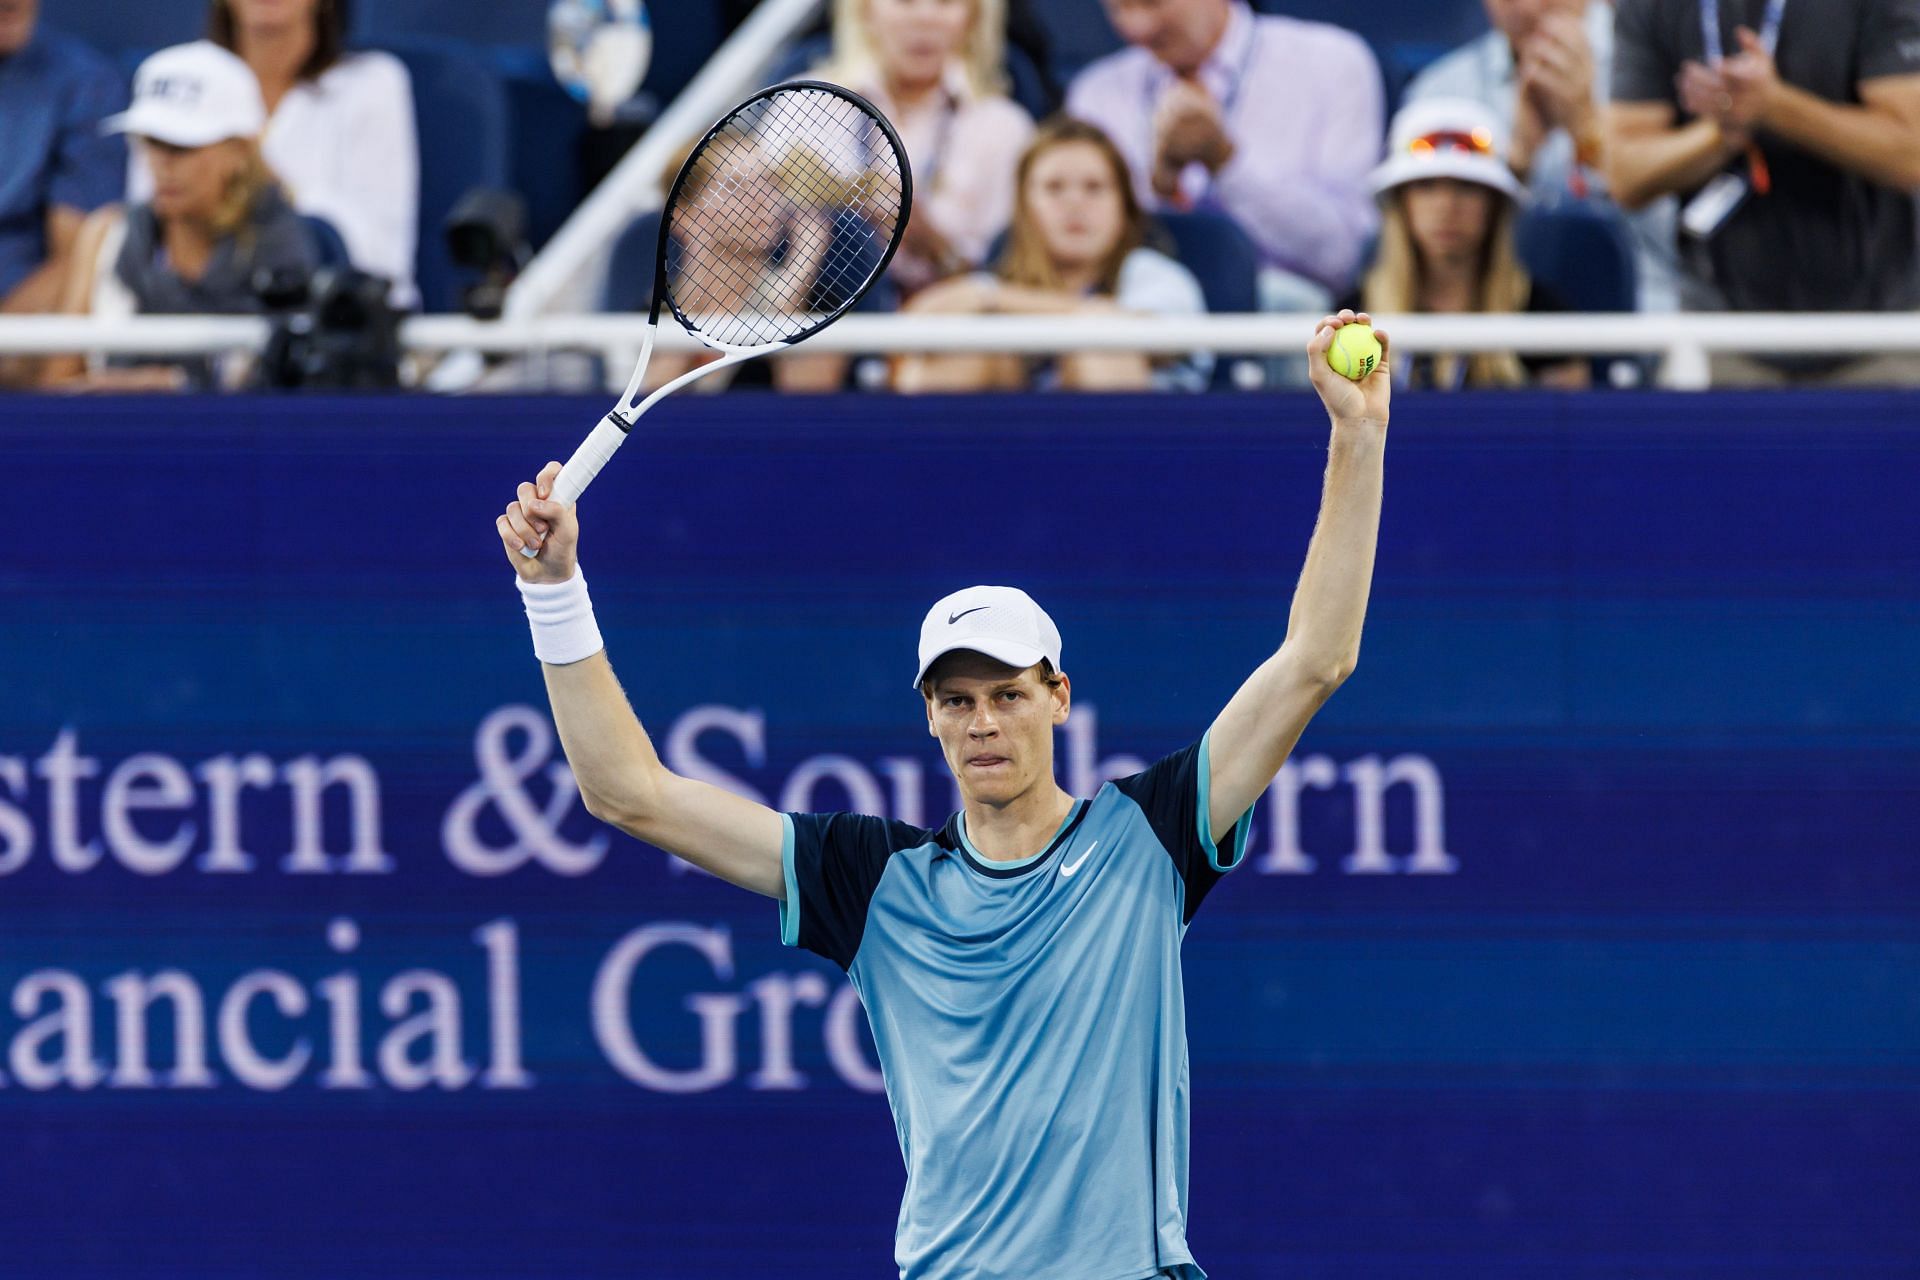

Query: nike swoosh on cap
[948,606,990,625]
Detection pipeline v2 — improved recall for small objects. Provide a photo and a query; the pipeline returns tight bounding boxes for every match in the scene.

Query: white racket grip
[551,412,631,510]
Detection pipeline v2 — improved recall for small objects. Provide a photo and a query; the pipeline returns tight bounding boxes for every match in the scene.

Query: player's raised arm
[1204,311,1390,841]
[497,462,786,898]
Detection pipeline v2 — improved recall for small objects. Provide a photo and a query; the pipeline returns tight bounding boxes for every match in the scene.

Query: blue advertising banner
[0,391,1916,1278]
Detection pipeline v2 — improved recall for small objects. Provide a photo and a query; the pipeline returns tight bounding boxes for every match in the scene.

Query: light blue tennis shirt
[778,732,1253,1280]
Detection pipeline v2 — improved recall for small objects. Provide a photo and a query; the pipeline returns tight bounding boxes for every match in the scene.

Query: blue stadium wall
[1,391,1915,1278]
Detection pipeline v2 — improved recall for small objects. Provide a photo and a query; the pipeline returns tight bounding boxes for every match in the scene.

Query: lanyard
[1701,0,1787,195]
[1212,11,1262,126]
[1701,0,1787,65]
[915,92,960,192]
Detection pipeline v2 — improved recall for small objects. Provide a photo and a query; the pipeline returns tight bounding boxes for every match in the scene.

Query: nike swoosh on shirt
[1059,841,1098,878]
[948,606,990,624]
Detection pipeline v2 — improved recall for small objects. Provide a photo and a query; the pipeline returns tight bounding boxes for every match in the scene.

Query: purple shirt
[1066,2,1383,293]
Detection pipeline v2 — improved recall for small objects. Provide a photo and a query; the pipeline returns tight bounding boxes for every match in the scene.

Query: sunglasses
[1405,128,1496,157]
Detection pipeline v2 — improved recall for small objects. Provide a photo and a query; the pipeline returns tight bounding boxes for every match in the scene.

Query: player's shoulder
[790,810,946,861]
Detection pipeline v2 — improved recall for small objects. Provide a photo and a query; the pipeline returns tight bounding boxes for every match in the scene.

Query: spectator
[129,0,418,307]
[1067,0,1383,309]
[636,137,865,394]
[815,0,1035,296]
[801,0,1062,109]
[45,41,318,390]
[1608,0,1920,383]
[1406,0,1681,312]
[895,117,1209,393]
[1348,98,1588,390]
[0,0,126,375]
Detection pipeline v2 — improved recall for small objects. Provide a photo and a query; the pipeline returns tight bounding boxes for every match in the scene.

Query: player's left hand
[1307,310,1391,430]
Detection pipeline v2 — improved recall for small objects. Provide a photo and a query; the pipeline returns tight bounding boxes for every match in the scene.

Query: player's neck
[961,783,1077,863]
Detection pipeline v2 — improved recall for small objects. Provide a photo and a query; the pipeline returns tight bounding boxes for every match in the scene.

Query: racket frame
[544,80,914,516]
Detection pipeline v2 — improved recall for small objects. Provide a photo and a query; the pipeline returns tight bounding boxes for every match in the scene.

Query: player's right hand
[498,461,580,584]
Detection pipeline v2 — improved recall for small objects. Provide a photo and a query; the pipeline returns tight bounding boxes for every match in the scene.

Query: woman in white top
[815,0,1034,297]
[896,116,1209,393]
[135,0,420,306]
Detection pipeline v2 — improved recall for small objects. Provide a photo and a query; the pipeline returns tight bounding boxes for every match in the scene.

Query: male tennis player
[496,312,1391,1280]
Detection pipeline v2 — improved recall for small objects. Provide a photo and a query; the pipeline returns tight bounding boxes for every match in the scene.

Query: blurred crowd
[3,0,1919,393]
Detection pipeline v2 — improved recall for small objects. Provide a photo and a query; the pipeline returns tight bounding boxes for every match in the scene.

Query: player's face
[1100,0,1230,75]
[0,0,39,56]
[866,0,974,90]
[142,138,246,224]
[1024,141,1127,274]
[1401,178,1497,267]
[924,657,1071,806]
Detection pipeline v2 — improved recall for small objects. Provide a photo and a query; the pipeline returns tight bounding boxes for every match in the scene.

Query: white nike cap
[103,42,266,149]
[913,585,1063,690]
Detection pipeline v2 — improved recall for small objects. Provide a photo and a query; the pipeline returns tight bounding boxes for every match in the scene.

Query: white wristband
[517,570,605,666]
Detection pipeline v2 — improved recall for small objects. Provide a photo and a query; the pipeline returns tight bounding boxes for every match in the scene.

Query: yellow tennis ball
[1326,323,1382,381]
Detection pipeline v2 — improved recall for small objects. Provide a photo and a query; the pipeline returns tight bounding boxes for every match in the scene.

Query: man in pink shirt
[1067,0,1384,303]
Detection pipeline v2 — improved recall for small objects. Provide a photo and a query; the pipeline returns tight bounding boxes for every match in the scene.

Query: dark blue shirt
[0,26,127,298]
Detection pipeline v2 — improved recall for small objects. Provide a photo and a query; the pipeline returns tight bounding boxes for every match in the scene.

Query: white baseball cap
[912,586,1063,690]
[103,41,266,148]
[1369,97,1527,203]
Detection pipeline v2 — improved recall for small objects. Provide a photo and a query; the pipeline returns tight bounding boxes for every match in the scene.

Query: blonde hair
[1362,185,1531,389]
[995,117,1146,295]
[819,0,1008,99]
[208,137,280,240]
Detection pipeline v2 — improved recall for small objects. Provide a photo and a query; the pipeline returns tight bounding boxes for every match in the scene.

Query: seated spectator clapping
[815,0,1035,296]
[1348,98,1587,390]
[895,117,1209,393]
[127,0,419,307]
[0,0,126,381]
[45,42,318,390]
[1067,0,1383,308]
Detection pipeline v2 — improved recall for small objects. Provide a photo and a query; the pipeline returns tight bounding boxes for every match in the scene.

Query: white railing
[6,312,1920,391]
[502,0,828,318]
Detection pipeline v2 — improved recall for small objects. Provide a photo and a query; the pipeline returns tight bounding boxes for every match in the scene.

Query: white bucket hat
[103,41,266,148]
[913,586,1063,690]
[1368,97,1527,203]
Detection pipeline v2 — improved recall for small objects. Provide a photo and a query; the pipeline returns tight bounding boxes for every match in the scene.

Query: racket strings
[664,86,907,348]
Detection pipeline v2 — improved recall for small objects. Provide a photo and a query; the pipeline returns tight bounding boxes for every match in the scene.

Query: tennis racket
[537,80,912,526]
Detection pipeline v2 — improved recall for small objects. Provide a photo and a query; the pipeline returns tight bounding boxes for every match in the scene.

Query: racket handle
[551,412,631,510]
